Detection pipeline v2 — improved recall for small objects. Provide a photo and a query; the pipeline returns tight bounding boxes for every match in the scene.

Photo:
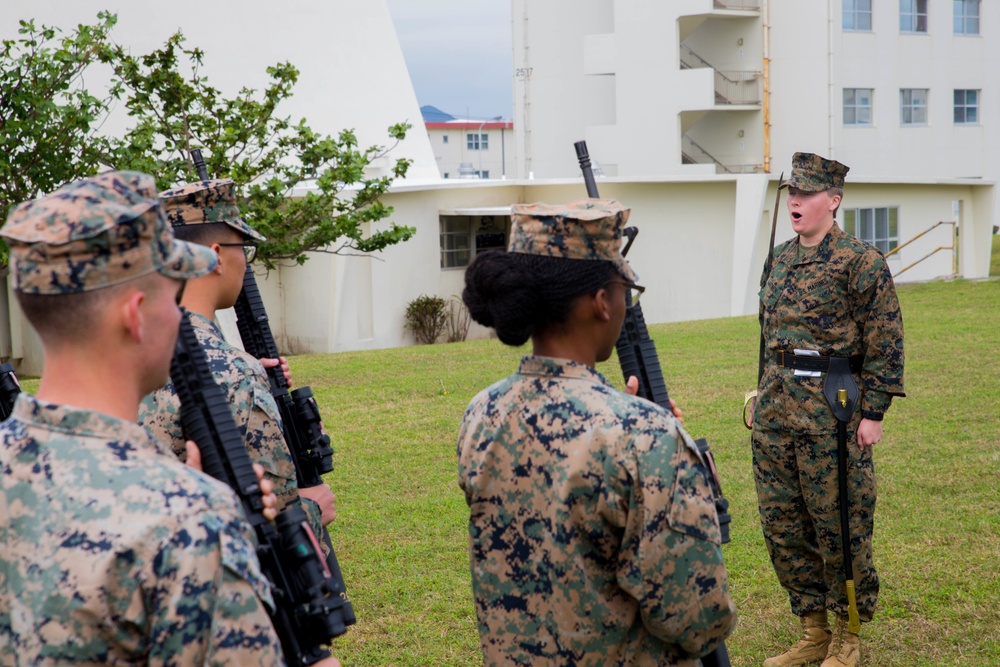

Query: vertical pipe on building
[827,0,835,157]
[762,0,771,172]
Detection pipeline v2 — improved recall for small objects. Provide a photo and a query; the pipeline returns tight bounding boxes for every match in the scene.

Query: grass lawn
[17,278,998,665]
[284,277,999,666]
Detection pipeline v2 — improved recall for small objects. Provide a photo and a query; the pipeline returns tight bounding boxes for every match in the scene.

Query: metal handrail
[885,220,958,276]
[715,0,760,9]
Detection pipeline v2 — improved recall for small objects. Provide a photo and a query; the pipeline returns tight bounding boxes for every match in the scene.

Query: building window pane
[900,89,928,125]
[466,133,489,150]
[844,0,873,30]
[901,0,928,32]
[954,89,980,124]
[844,88,873,126]
[954,0,980,34]
[844,207,900,253]
[440,217,472,269]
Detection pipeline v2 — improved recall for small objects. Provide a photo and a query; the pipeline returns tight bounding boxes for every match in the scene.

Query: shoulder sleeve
[617,417,737,658]
[137,386,187,460]
[851,249,906,409]
[143,511,284,667]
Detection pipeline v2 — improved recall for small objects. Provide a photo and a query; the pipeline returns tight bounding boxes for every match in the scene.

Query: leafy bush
[404,295,447,344]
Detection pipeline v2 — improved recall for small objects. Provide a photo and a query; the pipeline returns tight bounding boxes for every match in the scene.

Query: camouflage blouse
[0,394,283,665]
[458,356,736,666]
[756,224,906,434]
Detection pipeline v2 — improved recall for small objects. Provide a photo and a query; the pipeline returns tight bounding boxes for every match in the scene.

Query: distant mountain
[420,105,456,122]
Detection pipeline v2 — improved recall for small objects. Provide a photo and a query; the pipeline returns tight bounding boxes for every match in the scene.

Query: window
[900,89,928,125]
[900,0,928,32]
[440,217,472,269]
[954,0,980,34]
[844,0,872,30]
[476,170,490,179]
[467,133,489,150]
[843,207,899,254]
[844,88,874,126]
[443,135,449,144]
[954,89,980,124]
[439,215,508,269]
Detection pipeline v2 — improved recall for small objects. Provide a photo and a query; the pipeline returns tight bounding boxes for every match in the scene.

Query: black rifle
[170,310,351,665]
[0,362,22,420]
[575,141,733,667]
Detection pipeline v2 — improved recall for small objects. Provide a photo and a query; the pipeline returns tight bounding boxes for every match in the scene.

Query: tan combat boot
[820,614,860,667]
[764,611,832,667]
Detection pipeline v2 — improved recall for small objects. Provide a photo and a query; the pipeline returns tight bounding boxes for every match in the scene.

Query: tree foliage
[0,12,119,268]
[0,13,415,272]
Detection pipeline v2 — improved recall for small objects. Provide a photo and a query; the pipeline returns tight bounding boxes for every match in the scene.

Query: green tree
[107,32,415,269]
[0,14,415,272]
[0,12,119,270]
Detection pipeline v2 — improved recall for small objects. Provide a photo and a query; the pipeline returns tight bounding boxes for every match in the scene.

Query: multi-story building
[510,0,997,287]
[424,117,515,180]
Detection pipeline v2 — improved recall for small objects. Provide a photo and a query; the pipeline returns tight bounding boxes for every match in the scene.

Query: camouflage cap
[508,198,637,282]
[780,152,850,192]
[160,179,265,241]
[2,171,218,295]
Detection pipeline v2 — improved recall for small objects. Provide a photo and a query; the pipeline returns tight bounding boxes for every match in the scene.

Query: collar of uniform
[187,309,226,340]
[787,222,843,266]
[12,393,164,453]
[517,355,612,387]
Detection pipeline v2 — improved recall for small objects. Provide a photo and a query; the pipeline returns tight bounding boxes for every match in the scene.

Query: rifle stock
[171,310,352,665]
[575,140,732,667]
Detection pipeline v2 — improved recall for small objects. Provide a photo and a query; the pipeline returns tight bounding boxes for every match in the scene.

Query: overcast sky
[385,0,513,120]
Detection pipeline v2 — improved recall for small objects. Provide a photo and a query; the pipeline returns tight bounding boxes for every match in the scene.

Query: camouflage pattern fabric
[753,223,904,622]
[1,171,216,294]
[755,224,905,432]
[781,152,850,193]
[138,310,326,553]
[458,356,736,666]
[0,394,282,665]
[509,199,638,282]
[160,179,265,241]
[751,428,878,620]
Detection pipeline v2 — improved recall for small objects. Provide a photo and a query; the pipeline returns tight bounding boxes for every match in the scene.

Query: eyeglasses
[218,241,258,263]
[608,280,645,308]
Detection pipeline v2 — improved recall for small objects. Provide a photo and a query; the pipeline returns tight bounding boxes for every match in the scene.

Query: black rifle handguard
[575,141,732,667]
[0,362,22,421]
[170,310,354,665]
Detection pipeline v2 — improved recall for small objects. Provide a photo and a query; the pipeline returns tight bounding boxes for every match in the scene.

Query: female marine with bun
[457,199,736,667]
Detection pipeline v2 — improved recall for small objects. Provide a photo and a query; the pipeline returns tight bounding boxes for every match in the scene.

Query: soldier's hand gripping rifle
[191,148,354,630]
[575,141,733,667]
[170,310,352,666]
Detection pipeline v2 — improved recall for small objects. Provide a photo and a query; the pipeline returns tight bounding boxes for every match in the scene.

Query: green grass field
[292,277,999,666]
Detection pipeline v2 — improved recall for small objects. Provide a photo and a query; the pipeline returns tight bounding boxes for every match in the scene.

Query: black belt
[776,351,864,373]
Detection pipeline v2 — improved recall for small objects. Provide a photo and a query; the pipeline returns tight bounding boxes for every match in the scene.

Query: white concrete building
[510,0,997,284]
[2,0,995,373]
[424,119,515,180]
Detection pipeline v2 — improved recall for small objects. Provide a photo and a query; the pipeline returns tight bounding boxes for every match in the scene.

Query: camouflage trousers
[751,426,879,622]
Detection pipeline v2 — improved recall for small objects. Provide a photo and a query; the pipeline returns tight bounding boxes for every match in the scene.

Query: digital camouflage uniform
[0,171,284,664]
[138,179,326,552]
[753,154,905,623]
[457,199,736,666]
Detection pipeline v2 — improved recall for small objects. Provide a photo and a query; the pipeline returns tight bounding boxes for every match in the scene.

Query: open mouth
[791,212,803,221]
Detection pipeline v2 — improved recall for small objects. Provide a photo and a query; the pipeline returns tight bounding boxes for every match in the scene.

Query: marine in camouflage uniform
[753,153,905,667]
[458,200,736,666]
[138,179,326,550]
[0,172,284,664]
